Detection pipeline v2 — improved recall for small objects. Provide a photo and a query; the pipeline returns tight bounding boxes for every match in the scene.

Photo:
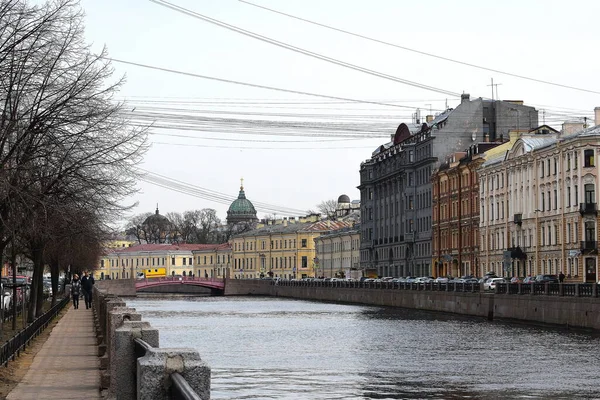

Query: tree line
[0,0,147,323]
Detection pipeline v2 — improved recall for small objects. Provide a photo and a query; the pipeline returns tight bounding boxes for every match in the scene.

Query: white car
[434,277,449,283]
[484,278,506,291]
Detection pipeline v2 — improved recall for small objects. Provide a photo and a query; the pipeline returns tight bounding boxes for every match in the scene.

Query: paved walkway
[7,304,101,400]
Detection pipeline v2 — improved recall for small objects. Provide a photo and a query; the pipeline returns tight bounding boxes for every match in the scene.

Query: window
[540,161,544,177]
[546,159,550,176]
[584,149,595,167]
[585,184,595,204]
[575,185,579,205]
[183,258,186,266]
[541,192,545,211]
[567,186,571,207]
[301,256,308,268]
[189,257,192,265]
[567,154,571,171]
[554,190,557,210]
[541,227,545,245]
[301,239,307,248]
[171,257,175,266]
[554,158,557,175]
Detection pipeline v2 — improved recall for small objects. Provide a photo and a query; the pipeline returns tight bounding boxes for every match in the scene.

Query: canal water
[127,296,600,399]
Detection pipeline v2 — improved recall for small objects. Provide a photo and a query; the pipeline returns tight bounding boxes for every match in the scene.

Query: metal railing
[0,296,69,367]
[134,338,202,400]
[271,279,599,298]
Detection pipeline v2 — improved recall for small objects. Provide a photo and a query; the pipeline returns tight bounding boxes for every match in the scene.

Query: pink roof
[110,243,230,254]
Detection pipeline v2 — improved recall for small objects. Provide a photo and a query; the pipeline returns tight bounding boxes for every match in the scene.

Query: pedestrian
[81,270,95,309]
[70,274,81,309]
[559,271,565,283]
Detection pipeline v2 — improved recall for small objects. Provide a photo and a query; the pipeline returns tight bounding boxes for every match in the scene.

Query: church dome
[227,180,258,224]
[337,194,351,204]
[143,206,171,226]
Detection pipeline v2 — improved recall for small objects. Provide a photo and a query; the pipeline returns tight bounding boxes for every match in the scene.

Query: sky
[77,0,600,226]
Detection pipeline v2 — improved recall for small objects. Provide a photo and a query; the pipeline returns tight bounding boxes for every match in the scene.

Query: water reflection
[127,296,600,400]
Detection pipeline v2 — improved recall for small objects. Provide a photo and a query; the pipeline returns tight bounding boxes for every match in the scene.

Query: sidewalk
[6,303,101,400]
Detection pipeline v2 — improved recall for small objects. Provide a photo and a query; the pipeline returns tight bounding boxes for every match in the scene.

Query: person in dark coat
[70,274,81,309]
[558,271,565,283]
[81,271,95,309]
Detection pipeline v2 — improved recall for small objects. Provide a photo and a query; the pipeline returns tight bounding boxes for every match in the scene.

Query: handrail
[133,337,153,358]
[171,372,202,400]
[133,338,202,400]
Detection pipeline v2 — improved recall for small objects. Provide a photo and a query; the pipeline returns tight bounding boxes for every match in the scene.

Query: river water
[126,296,600,400]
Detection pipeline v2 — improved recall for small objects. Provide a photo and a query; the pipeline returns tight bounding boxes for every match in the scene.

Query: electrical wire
[239,0,600,96]
[148,0,462,97]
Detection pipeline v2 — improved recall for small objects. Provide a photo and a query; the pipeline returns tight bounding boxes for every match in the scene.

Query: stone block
[113,321,159,400]
[137,348,211,400]
[107,307,141,396]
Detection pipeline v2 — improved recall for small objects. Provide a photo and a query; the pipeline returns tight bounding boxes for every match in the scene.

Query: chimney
[595,107,600,126]
[461,93,470,104]
[283,219,288,227]
[426,115,434,123]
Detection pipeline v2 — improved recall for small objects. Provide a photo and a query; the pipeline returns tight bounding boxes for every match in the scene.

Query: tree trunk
[28,246,44,322]
[50,260,59,307]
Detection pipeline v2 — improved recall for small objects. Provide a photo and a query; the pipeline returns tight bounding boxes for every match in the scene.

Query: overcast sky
[78,0,600,225]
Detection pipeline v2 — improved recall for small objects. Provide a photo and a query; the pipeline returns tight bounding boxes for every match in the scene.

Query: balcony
[513,213,522,226]
[580,241,598,253]
[579,202,598,216]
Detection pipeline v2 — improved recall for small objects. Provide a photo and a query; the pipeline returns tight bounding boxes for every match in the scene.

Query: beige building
[313,226,361,279]
[99,243,230,280]
[193,244,232,279]
[479,112,600,282]
[230,214,352,279]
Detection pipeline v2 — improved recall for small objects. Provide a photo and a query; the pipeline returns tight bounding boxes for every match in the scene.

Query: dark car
[534,274,559,283]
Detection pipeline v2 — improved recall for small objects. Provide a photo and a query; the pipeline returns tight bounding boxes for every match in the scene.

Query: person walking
[70,274,81,309]
[559,271,565,283]
[81,271,95,309]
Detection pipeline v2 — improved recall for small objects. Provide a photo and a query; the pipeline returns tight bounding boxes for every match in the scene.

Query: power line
[108,57,420,109]
[138,168,309,215]
[239,0,600,96]
[148,0,461,97]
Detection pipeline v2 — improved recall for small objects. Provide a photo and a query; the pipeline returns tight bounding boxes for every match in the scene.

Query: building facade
[479,113,600,282]
[359,96,538,278]
[193,244,232,279]
[313,226,361,279]
[98,243,229,280]
[230,215,351,279]
[431,146,496,278]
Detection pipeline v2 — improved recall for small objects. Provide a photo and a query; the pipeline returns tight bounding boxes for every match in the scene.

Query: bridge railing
[270,279,599,298]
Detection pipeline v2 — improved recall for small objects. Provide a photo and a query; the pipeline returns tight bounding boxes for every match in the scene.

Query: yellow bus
[140,268,167,278]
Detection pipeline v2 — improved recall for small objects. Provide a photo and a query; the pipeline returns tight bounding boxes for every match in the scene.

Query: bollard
[114,322,159,400]
[138,348,211,400]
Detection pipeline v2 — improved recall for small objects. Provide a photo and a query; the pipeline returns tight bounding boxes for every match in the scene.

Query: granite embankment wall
[224,280,600,330]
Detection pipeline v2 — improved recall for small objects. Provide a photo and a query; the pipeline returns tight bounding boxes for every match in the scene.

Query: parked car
[534,274,559,284]
[434,277,449,283]
[415,277,433,284]
[522,276,536,284]
[484,278,506,291]
[510,277,524,284]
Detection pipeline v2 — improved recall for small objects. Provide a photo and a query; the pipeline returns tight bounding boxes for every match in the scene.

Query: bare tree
[125,212,152,244]
[0,0,148,319]
[316,199,338,220]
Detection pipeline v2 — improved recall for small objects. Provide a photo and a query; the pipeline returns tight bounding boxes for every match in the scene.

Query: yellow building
[230,214,353,279]
[98,243,229,280]
[193,244,232,279]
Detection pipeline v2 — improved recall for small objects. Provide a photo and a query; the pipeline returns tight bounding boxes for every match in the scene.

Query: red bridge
[135,276,225,292]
